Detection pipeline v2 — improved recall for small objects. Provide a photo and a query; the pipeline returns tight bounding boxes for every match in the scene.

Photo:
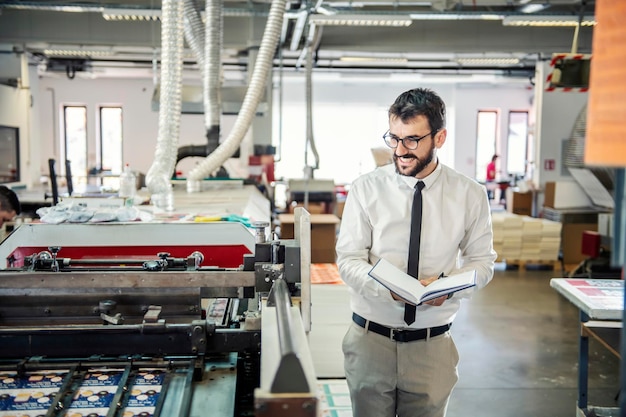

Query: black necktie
[404,181,425,325]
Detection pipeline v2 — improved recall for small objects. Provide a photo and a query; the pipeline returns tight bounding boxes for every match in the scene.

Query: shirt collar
[397,159,442,191]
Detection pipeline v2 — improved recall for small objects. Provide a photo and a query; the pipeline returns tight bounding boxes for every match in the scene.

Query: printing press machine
[0,210,317,417]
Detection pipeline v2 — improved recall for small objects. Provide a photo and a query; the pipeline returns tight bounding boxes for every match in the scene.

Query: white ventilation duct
[183,0,206,72]
[177,0,222,163]
[146,0,184,196]
[187,0,288,189]
[204,0,223,136]
[565,103,615,191]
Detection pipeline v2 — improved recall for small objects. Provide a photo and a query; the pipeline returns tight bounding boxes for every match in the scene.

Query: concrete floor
[309,266,621,417]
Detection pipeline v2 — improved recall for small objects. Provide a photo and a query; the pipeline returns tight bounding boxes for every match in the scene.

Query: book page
[368,258,476,304]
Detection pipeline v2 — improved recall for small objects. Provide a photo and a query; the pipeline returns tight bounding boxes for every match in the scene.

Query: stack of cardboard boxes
[541,180,600,265]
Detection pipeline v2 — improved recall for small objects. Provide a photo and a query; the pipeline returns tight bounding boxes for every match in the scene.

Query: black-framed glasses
[382,130,437,150]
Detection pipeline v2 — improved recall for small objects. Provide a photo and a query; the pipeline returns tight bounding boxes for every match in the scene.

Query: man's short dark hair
[388,88,446,133]
[0,186,21,215]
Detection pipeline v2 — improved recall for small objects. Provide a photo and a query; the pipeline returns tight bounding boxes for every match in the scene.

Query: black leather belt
[352,313,451,343]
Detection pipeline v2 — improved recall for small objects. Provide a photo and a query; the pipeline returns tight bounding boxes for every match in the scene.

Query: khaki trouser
[342,321,459,417]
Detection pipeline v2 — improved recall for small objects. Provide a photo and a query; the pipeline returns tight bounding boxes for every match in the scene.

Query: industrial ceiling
[0,0,595,79]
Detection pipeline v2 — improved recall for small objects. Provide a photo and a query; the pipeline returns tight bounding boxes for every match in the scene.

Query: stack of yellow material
[491,212,561,263]
[521,216,542,260]
[501,213,524,260]
[539,219,562,261]
[491,213,505,258]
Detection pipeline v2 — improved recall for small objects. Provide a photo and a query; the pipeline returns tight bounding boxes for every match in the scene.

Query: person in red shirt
[486,154,498,181]
[485,154,498,199]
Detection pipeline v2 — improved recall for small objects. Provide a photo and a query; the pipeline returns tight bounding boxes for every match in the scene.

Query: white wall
[0,84,31,186]
[454,83,534,179]
[533,61,589,208]
[0,68,554,193]
[37,77,200,178]
[273,72,533,185]
[26,75,264,182]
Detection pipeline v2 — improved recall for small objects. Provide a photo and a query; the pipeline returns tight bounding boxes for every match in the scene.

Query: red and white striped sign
[545,53,591,92]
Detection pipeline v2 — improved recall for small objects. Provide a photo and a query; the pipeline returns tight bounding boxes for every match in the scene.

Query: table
[497,180,510,200]
[550,278,623,416]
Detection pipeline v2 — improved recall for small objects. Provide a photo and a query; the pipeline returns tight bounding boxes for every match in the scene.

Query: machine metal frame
[0,209,317,417]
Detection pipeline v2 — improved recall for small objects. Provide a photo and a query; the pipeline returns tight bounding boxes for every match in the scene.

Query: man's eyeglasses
[382,130,437,150]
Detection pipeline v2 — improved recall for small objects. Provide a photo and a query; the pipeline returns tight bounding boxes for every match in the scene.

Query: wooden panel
[585,0,626,166]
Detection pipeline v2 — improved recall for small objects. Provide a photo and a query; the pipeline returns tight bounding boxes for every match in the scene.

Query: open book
[368,258,476,305]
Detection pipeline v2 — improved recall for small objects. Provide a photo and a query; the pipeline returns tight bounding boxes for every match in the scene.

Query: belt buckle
[391,329,407,342]
[392,327,432,342]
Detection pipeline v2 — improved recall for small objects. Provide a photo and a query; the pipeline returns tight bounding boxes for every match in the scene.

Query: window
[61,105,124,192]
[475,110,498,181]
[99,106,123,189]
[506,111,529,179]
[100,107,123,174]
[0,126,19,184]
[63,106,87,187]
[272,101,387,185]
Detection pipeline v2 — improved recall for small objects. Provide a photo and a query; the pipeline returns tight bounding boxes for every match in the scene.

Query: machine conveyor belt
[0,354,238,417]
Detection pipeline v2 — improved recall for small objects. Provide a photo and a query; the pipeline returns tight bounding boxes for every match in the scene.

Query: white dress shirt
[336,161,497,329]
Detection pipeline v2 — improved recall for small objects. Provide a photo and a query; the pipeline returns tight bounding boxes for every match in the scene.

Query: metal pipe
[176,144,210,165]
[266,277,311,393]
[0,323,194,334]
[0,271,255,289]
[178,361,196,417]
[272,278,295,356]
[46,87,58,161]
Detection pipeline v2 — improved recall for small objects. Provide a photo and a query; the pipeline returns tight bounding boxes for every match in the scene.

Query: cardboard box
[506,189,533,216]
[288,201,327,214]
[544,181,591,209]
[335,201,345,218]
[562,222,598,264]
[278,214,339,263]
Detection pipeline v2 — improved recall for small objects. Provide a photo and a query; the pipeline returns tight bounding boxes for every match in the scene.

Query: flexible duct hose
[181,0,222,158]
[183,0,205,72]
[205,0,223,137]
[187,0,287,188]
[146,0,184,195]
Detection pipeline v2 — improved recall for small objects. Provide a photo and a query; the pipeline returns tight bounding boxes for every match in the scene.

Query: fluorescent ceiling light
[44,49,112,57]
[503,15,596,27]
[309,14,412,27]
[102,7,266,20]
[409,13,502,21]
[340,56,408,63]
[324,1,430,6]
[457,58,520,65]
[102,8,161,21]
[519,4,550,14]
[315,6,337,16]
